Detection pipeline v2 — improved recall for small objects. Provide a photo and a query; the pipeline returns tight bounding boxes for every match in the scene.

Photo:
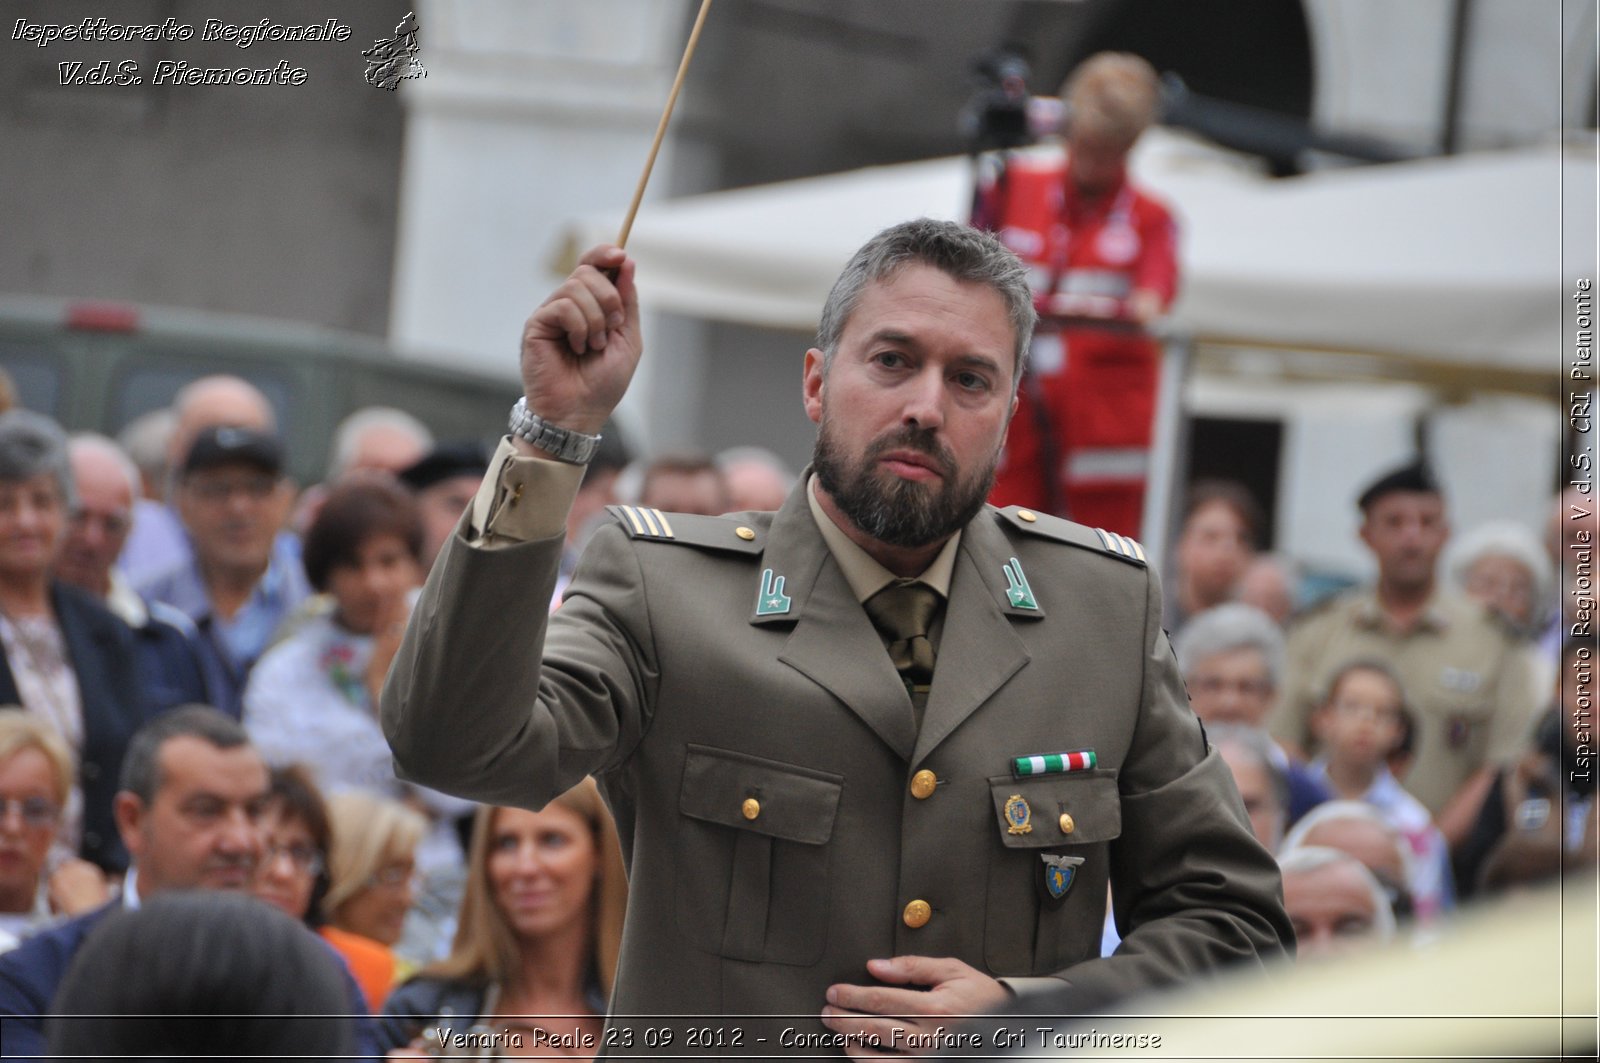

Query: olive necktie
[863,579,940,727]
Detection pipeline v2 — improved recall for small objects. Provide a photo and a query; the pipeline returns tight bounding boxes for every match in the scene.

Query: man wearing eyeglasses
[0,705,381,1060]
[138,427,309,717]
[56,434,218,712]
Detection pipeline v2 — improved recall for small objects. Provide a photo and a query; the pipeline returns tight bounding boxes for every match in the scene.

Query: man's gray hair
[69,433,142,503]
[119,704,253,805]
[815,218,1036,386]
[1173,602,1286,686]
[715,445,795,484]
[0,409,76,509]
[329,406,434,480]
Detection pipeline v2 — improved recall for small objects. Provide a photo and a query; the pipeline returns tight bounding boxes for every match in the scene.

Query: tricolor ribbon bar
[1012,750,1097,777]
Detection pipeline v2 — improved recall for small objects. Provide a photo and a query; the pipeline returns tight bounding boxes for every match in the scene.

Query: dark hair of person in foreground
[46,890,353,1061]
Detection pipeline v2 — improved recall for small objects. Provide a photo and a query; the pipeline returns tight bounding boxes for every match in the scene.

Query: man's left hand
[821,956,1008,1059]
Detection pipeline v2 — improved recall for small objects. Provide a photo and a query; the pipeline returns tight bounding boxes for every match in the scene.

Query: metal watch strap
[508,397,601,465]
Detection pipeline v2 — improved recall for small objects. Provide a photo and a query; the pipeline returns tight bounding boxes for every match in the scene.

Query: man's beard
[812,419,998,548]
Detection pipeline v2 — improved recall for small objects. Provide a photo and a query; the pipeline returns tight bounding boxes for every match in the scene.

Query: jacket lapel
[912,511,1036,763]
[753,484,918,760]
[51,583,118,732]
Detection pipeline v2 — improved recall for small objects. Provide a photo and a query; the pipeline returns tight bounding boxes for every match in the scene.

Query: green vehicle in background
[0,295,516,485]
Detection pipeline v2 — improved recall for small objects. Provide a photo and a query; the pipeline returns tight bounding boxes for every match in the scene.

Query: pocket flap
[987,770,1121,847]
[680,745,844,845]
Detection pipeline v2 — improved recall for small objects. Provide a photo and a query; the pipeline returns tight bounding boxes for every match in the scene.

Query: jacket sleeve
[382,504,657,810]
[1051,566,1294,1006]
[376,976,483,1054]
[0,917,83,1062]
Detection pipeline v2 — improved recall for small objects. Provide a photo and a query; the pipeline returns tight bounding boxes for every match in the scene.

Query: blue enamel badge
[1040,854,1084,908]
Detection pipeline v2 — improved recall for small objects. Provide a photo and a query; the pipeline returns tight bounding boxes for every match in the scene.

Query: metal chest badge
[1040,854,1085,908]
[1003,794,1032,834]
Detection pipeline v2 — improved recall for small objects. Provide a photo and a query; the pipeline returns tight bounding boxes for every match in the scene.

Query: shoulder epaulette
[605,505,765,555]
[994,506,1148,568]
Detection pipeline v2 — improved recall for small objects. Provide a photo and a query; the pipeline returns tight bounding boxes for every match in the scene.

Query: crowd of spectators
[1163,458,1589,965]
[0,379,805,1058]
[0,369,1586,1054]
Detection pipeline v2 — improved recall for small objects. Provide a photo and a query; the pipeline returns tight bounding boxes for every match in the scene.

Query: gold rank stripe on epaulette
[1093,527,1147,564]
[606,508,766,554]
[613,505,675,540]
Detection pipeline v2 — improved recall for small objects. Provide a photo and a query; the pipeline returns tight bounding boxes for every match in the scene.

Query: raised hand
[520,245,642,438]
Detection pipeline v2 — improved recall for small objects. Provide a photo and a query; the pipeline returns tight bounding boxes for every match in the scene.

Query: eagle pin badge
[1039,853,1085,908]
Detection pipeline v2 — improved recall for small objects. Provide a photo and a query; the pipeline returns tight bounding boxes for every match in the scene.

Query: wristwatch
[508,397,602,465]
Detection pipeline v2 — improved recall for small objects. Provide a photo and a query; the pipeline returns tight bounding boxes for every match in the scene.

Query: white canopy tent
[568,133,1588,563]
[572,131,1590,380]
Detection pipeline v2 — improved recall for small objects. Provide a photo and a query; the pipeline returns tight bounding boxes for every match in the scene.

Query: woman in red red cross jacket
[974,52,1178,538]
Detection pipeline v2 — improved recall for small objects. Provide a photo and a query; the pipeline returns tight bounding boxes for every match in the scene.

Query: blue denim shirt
[137,534,310,716]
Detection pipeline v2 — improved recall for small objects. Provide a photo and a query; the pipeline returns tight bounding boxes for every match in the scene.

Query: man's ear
[803,348,826,426]
[113,791,145,861]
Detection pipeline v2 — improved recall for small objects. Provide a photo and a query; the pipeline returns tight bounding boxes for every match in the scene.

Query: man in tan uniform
[1273,463,1539,845]
[383,221,1290,1055]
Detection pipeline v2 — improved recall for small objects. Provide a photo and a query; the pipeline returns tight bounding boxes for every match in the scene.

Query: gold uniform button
[1059,812,1075,835]
[909,770,938,800]
[742,798,761,820]
[902,900,932,928]
[1017,509,1038,523]
[735,526,756,541]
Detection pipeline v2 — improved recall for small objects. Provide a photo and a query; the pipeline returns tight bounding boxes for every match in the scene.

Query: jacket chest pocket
[983,770,1121,976]
[676,745,844,966]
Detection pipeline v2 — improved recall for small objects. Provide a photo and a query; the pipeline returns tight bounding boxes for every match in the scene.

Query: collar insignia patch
[1003,557,1039,610]
[756,568,792,616]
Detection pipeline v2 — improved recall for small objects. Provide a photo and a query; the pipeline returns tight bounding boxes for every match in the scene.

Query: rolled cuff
[467,436,586,546]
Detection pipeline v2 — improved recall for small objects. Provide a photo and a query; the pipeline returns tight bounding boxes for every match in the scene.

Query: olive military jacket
[1274,588,1541,814]
[383,466,1291,1049]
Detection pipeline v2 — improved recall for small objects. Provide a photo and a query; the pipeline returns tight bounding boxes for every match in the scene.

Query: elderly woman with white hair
[1447,519,1557,703]
[1447,520,1552,639]
[1280,799,1452,925]
[0,410,150,874]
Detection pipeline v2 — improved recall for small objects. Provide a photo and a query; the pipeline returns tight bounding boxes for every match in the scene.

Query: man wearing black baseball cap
[1271,459,1540,847]
[139,426,310,716]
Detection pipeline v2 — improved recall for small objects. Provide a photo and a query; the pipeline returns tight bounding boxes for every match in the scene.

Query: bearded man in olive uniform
[383,220,1290,1056]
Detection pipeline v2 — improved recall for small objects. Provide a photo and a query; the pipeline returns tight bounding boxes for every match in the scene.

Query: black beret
[397,441,490,491]
[1357,460,1441,511]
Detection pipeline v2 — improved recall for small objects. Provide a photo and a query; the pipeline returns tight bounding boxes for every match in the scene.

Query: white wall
[1187,375,1560,579]
[387,0,710,447]
[1304,0,1594,152]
